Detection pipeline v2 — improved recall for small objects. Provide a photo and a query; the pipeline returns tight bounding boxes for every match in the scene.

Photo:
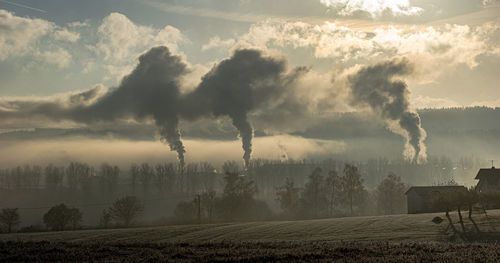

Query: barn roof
[405,185,467,196]
[475,167,500,180]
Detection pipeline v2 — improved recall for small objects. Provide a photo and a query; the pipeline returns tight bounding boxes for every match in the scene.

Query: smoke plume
[182,49,291,168]
[0,46,188,166]
[347,58,427,163]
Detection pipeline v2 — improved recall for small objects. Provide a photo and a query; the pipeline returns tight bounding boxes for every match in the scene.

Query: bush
[43,204,82,231]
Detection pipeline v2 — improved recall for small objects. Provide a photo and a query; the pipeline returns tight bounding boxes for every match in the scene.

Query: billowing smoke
[89,47,187,166]
[0,46,189,166]
[182,49,292,168]
[0,47,300,168]
[347,58,427,163]
[0,46,427,165]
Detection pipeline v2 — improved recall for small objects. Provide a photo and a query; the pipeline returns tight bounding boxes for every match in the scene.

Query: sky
[0,0,499,166]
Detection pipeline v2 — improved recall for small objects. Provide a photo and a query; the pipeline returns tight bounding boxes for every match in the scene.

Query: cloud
[53,28,80,43]
[320,0,423,18]
[0,9,54,60]
[94,12,187,79]
[202,36,236,51]
[96,13,186,62]
[35,48,72,68]
[236,20,500,82]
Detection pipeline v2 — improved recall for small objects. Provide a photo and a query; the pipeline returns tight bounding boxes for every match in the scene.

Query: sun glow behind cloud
[320,0,423,18]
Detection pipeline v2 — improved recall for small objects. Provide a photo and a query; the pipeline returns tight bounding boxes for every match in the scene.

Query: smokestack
[348,58,427,163]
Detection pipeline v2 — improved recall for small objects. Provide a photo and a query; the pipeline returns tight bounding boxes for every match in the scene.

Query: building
[475,166,500,193]
[405,186,467,214]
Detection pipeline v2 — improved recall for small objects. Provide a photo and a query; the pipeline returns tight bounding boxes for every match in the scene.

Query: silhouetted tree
[200,190,217,223]
[375,173,407,215]
[222,161,239,174]
[139,163,154,194]
[130,164,140,193]
[44,164,64,190]
[0,208,20,233]
[342,164,365,216]
[275,177,301,217]
[43,204,82,231]
[300,168,328,218]
[325,170,342,216]
[99,163,119,194]
[100,209,112,229]
[217,172,261,221]
[108,196,143,227]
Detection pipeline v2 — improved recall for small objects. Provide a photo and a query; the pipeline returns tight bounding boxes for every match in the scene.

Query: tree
[68,208,83,230]
[217,172,261,221]
[275,177,301,217]
[138,163,154,193]
[200,190,217,223]
[300,167,328,218]
[222,161,240,174]
[325,170,342,216]
[0,208,20,233]
[99,163,119,194]
[341,164,365,216]
[100,209,112,228]
[108,196,143,227]
[43,204,82,231]
[173,200,197,223]
[375,173,407,215]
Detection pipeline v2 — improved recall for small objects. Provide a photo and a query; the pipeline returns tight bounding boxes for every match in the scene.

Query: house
[475,166,500,193]
[405,186,467,214]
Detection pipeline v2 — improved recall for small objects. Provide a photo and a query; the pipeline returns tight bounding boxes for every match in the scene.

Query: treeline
[0,162,218,196]
[172,164,408,225]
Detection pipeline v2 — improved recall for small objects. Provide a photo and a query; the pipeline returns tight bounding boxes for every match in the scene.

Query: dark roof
[475,167,500,180]
[405,185,467,196]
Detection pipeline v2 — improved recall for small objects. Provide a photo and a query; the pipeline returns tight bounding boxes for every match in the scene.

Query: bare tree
[342,164,365,216]
[275,177,301,217]
[100,209,112,229]
[0,208,20,233]
[300,168,328,218]
[108,196,143,227]
[375,173,407,215]
[325,170,342,217]
[100,163,119,194]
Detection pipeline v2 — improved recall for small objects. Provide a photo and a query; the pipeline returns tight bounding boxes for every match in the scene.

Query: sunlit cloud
[320,0,423,18]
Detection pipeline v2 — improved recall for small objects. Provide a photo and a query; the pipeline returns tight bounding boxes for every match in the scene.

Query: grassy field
[2,210,500,243]
[1,210,499,261]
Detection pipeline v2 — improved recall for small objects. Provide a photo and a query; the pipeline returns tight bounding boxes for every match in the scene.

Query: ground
[1,210,499,262]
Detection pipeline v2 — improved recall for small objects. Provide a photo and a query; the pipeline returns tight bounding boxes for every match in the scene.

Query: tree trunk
[350,193,353,216]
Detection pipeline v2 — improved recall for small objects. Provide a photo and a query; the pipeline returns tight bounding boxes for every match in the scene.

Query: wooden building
[405,186,467,214]
[475,166,500,193]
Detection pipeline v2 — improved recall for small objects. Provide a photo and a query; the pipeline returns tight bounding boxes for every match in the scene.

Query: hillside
[2,210,500,244]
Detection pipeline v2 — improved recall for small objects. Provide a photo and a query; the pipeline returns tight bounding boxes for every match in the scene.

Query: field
[1,210,500,262]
